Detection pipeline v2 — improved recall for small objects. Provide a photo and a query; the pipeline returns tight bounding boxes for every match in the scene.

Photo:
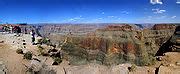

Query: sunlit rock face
[152,24,176,30]
[98,24,133,31]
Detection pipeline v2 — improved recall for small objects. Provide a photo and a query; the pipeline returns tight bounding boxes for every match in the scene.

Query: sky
[0,0,180,24]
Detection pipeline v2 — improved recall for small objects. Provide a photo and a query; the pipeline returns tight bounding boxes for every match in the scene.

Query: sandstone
[158,66,180,74]
[129,67,155,74]
[99,24,133,31]
[152,24,176,30]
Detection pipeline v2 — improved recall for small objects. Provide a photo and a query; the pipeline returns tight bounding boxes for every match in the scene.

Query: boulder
[30,59,43,72]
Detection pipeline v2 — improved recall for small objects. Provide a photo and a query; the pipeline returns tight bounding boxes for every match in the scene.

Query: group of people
[1,25,21,34]
[0,25,48,45]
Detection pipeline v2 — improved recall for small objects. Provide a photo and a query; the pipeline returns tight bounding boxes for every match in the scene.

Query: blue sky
[0,0,180,23]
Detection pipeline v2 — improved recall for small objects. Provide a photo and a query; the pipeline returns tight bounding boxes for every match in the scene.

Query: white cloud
[148,16,152,18]
[146,16,152,20]
[152,8,166,14]
[68,16,84,22]
[143,16,153,21]
[150,0,163,5]
[177,0,180,4]
[108,16,115,18]
[121,11,129,14]
[138,15,179,23]
[70,18,76,21]
[98,18,103,19]
[145,15,167,20]
[102,12,105,14]
[158,15,167,19]
[93,18,103,22]
[171,16,177,18]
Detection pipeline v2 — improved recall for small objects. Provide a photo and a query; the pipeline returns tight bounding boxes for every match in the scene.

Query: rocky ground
[0,33,180,74]
[156,52,180,74]
[0,33,28,74]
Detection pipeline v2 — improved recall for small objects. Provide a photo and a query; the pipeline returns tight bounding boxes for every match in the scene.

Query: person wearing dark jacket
[30,30,35,45]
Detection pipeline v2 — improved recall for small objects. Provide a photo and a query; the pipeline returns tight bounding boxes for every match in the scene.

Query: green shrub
[53,57,62,64]
[23,51,32,60]
[37,45,46,56]
[104,53,125,66]
[135,43,156,66]
[135,54,156,66]
[95,51,106,64]
[62,43,88,58]
[41,38,51,45]
[68,56,88,65]
[61,43,75,52]
[128,64,136,72]
[62,42,89,65]
[123,53,136,63]
[37,45,44,50]
[16,48,23,54]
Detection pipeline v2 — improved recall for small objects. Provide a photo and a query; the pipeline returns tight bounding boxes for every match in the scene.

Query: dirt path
[0,43,27,74]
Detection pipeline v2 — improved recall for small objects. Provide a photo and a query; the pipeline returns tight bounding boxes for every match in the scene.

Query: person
[13,26,21,36]
[16,26,21,34]
[3,25,8,32]
[30,30,35,45]
[25,27,27,34]
[0,25,3,32]
[9,25,13,33]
